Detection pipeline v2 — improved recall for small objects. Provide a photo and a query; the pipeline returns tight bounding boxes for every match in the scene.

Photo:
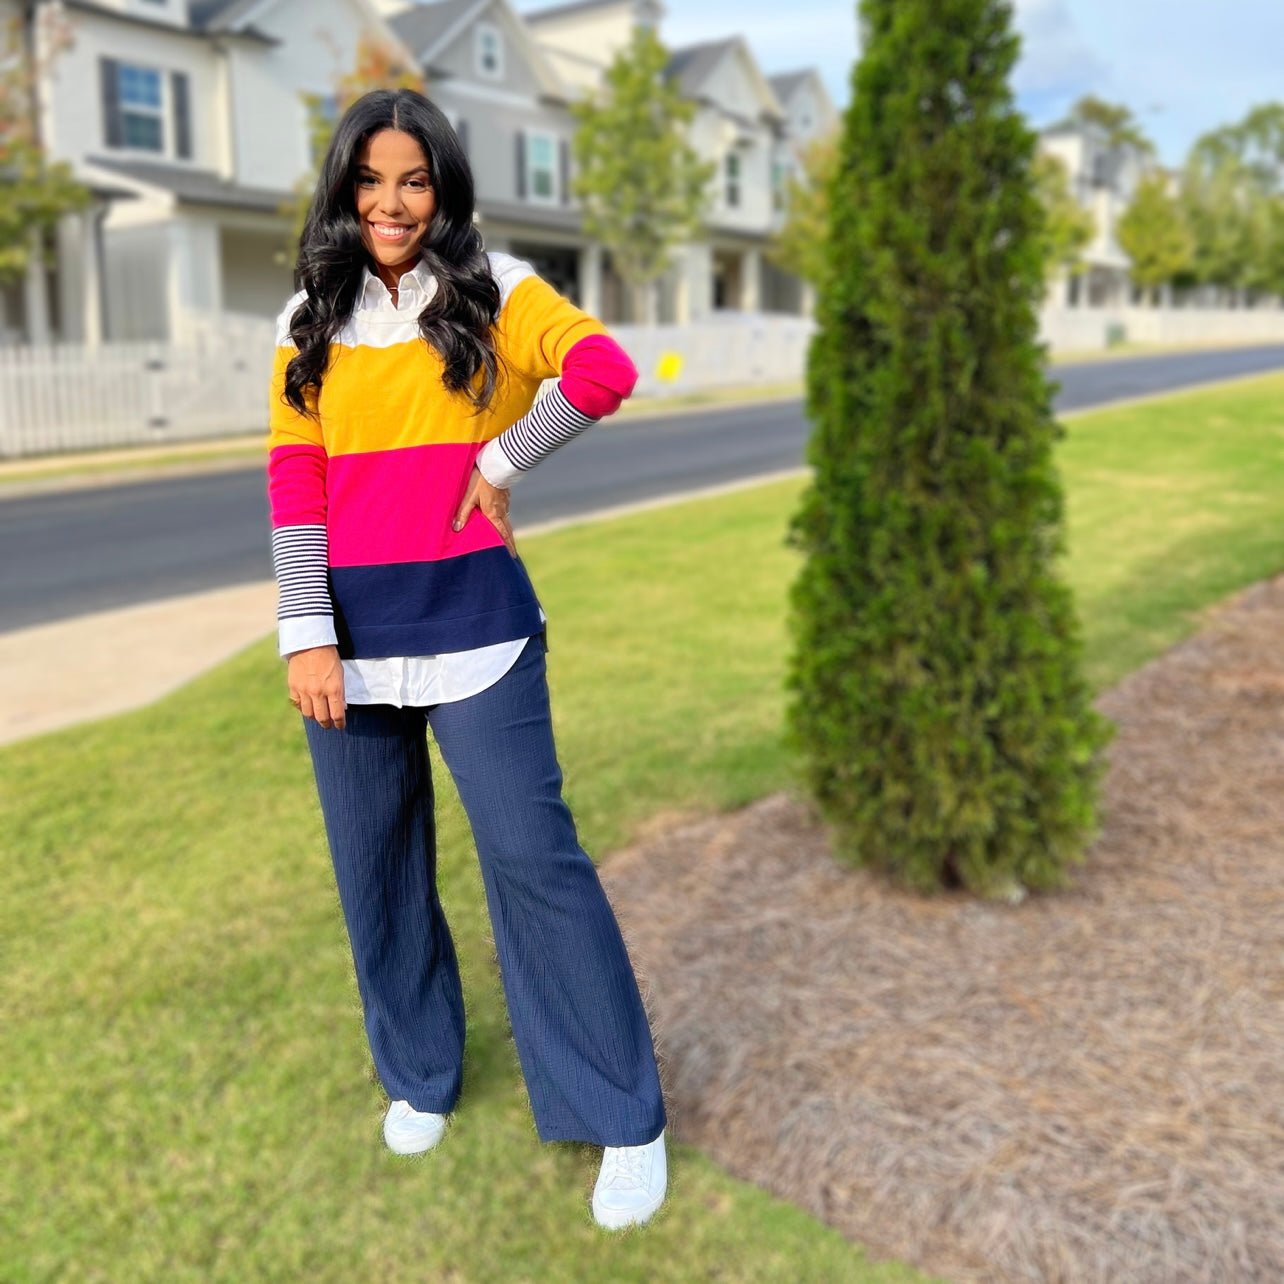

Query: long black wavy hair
[283,89,501,416]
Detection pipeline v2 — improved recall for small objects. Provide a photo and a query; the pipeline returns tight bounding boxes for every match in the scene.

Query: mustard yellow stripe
[317,341,547,457]
[496,275,608,383]
[267,346,323,450]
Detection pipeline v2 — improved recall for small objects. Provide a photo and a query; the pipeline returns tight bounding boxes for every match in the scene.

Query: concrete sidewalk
[1,581,277,746]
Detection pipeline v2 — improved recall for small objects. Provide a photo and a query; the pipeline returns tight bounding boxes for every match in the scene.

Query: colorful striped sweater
[268,253,638,663]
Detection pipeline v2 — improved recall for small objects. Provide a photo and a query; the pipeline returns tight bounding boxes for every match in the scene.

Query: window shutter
[559,138,570,205]
[171,71,192,159]
[101,58,122,148]
[456,118,469,159]
[515,130,526,200]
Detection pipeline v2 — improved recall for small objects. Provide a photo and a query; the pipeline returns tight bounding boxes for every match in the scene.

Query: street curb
[1055,367,1284,421]
[0,390,806,501]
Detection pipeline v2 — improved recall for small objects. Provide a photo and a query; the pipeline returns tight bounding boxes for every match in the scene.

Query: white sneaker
[382,1100,447,1155]
[592,1128,667,1229]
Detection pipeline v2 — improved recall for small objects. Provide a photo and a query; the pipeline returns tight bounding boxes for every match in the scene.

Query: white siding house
[5,0,831,342]
[9,0,414,343]
[1038,121,1150,309]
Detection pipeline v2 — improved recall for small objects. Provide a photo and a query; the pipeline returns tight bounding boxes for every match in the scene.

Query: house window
[725,151,742,208]
[475,23,504,79]
[119,64,164,152]
[771,160,789,211]
[527,131,557,202]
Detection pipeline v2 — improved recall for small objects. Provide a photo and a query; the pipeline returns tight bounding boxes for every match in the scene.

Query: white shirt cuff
[279,614,339,658]
[477,438,523,489]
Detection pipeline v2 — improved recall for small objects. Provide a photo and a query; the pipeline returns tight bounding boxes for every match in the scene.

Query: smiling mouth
[370,222,413,240]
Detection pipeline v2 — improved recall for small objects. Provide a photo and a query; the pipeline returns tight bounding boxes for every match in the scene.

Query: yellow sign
[655,352,684,383]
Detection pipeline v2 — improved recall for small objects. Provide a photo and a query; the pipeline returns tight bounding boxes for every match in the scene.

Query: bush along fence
[0,314,816,459]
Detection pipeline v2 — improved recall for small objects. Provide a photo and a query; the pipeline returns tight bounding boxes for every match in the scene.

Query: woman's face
[354,128,437,274]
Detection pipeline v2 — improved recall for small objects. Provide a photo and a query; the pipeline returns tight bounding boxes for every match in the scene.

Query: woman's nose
[376,185,405,216]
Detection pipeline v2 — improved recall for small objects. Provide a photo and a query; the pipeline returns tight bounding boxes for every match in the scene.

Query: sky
[510,0,1284,166]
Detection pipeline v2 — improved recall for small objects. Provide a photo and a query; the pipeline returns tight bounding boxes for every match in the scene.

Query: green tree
[788,0,1110,898]
[1065,95,1153,154]
[1182,104,1284,298]
[571,26,713,321]
[769,136,838,288]
[1117,171,1193,300]
[280,36,425,268]
[0,13,89,286]
[1033,151,1094,278]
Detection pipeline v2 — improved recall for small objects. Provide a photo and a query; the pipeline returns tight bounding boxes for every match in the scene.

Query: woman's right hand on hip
[287,645,347,730]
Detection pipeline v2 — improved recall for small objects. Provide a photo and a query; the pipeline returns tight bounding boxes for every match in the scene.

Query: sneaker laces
[601,1144,650,1191]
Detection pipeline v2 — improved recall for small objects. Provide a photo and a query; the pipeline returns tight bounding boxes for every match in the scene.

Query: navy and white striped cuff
[477,381,598,488]
[271,524,336,655]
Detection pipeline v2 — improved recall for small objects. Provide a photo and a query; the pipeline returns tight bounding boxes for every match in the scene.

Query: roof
[389,0,481,54]
[86,158,293,213]
[767,71,811,103]
[189,0,257,27]
[64,0,276,41]
[666,38,738,97]
[476,198,583,234]
[668,37,783,121]
[523,0,628,23]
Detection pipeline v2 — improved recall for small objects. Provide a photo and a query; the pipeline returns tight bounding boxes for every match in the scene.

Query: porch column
[672,245,691,323]
[741,248,762,313]
[83,209,105,348]
[23,228,51,344]
[166,217,222,343]
[55,209,105,347]
[684,241,714,321]
[578,242,603,318]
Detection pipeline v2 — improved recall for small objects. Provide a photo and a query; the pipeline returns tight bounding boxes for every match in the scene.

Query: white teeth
[372,224,410,238]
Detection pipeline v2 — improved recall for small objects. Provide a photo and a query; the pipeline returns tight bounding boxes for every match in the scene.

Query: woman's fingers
[453,473,480,531]
[287,645,347,730]
[484,499,517,556]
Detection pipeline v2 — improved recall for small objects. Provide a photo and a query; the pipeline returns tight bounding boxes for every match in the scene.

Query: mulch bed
[601,577,1284,1283]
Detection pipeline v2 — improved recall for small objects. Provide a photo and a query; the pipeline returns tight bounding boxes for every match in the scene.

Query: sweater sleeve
[267,293,337,656]
[478,268,638,488]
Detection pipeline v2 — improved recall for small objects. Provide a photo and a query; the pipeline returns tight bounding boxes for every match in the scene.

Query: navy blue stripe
[330,546,543,659]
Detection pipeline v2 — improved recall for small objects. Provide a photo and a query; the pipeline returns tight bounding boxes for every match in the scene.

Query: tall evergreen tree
[788,0,1110,898]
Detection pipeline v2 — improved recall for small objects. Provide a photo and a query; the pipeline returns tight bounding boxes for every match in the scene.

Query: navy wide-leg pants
[303,636,666,1148]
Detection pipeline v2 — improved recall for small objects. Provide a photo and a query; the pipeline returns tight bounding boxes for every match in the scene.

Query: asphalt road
[4,342,1283,633]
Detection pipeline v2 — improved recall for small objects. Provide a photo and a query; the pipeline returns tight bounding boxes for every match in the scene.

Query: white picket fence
[0,314,814,459]
[0,327,276,458]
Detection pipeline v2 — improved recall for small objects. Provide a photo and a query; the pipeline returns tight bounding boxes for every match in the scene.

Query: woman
[267,88,667,1230]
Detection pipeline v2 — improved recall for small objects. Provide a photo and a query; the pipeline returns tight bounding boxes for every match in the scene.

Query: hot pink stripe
[326,442,505,567]
[560,333,638,418]
[268,443,328,527]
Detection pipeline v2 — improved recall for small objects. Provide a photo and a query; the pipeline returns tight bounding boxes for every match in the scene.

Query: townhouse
[2,0,835,343]
[1037,118,1150,309]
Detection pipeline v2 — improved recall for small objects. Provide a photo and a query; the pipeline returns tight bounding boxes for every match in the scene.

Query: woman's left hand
[453,465,517,556]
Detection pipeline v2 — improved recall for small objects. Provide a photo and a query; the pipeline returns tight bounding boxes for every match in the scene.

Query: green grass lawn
[5,372,1284,1282]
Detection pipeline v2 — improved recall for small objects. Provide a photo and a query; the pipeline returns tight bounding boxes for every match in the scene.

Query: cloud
[1011,0,1109,102]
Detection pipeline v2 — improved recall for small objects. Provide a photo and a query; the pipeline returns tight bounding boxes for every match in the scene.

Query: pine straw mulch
[600,576,1284,1283]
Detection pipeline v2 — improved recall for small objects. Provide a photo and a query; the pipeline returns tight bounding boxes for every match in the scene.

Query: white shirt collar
[360,257,436,311]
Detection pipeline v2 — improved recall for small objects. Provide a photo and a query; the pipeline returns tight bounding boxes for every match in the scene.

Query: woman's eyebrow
[356,166,431,178]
